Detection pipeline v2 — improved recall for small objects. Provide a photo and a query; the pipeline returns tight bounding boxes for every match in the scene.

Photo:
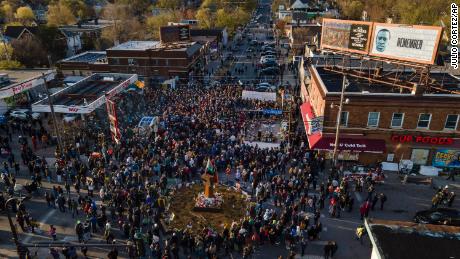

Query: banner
[369,23,443,64]
[432,149,460,168]
[242,90,276,101]
[320,19,372,54]
[106,99,121,144]
[263,109,283,115]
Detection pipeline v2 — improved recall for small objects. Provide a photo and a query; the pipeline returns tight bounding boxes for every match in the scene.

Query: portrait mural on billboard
[370,23,443,64]
[320,19,372,54]
[433,149,460,168]
[375,29,390,52]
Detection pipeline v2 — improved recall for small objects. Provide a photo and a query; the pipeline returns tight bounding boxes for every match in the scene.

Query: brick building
[58,41,205,82]
[299,59,460,167]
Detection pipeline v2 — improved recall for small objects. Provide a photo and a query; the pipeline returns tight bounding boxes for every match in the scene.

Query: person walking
[49,224,57,241]
[379,193,387,210]
[446,169,456,181]
[300,237,307,257]
[356,225,366,245]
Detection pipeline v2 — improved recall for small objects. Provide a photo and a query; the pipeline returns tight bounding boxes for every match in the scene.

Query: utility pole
[42,72,64,155]
[332,75,349,168]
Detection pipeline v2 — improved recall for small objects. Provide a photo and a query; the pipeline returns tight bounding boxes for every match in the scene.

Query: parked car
[261,60,278,68]
[255,85,276,92]
[260,55,276,62]
[413,208,460,226]
[260,67,280,76]
[250,40,258,46]
[9,109,30,120]
[257,82,276,90]
[261,47,276,53]
[262,50,277,56]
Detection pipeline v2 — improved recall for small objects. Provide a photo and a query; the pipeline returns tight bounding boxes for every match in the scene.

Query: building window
[340,111,348,127]
[128,58,136,66]
[417,113,431,129]
[445,114,459,130]
[391,113,404,128]
[111,58,119,65]
[165,59,169,66]
[367,112,380,127]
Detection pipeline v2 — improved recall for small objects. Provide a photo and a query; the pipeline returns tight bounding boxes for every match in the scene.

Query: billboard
[160,25,190,43]
[369,23,443,64]
[432,149,460,168]
[320,19,372,54]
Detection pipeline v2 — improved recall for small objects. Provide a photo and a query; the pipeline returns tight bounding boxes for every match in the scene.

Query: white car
[9,110,28,120]
[63,114,78,123]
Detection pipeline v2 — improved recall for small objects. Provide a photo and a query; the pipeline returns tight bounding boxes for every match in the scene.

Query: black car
[261,60,278,68]
[413,208,460,226]
[260,67,279,76]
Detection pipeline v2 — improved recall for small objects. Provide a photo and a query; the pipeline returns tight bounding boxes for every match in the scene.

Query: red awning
[311,137,386,153]
[300,102,322,148]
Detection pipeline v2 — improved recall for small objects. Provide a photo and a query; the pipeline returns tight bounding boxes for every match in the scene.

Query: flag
[205,158,215,174]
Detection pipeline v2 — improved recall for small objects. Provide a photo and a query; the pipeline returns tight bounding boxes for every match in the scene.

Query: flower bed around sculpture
[165,184,249,235]
[194,191,223,209]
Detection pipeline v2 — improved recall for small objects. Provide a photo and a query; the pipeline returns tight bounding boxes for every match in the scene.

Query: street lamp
[330,75,350,168]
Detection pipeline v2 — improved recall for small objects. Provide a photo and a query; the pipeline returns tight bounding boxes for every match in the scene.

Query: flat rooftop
[366,219,460,259]
[61,51,107,64]
[314,66,460,95]
[108,41,161,51]
[0,69,52,89]
[32,73,137,113]
[158,41,202,56]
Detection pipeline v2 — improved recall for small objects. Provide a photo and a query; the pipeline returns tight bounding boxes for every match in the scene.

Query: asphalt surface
[1,0,459,259]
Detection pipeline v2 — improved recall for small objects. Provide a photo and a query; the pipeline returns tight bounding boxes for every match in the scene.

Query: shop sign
[432,149,460,168]
[391,135,454,145]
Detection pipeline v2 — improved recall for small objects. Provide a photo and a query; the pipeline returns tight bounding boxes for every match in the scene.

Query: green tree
[0,60,22,69]
[47,2,76,26]
[14,6,35,25]
[115,0,150,16]
[338,0,364,20]
[101,3,145,45]
[196,7,214,28]
[146,11,181,40]
[11,34,47,67]
[1,2,14,23]
[242,0,257,12]
[61,0,94,21]
[0,43,13,60]
[155,0,181,9]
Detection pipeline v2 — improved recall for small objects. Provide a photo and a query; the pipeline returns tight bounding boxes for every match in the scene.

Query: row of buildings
[299,58,460,167]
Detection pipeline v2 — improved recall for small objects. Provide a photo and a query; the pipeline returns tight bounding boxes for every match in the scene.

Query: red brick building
[58,41,205,81]
[299,60,460,167]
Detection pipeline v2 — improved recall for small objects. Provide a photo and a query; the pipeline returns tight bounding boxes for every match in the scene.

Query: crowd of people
[0,82,399,259]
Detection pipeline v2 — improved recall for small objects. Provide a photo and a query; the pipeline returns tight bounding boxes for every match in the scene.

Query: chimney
[411,83,425,96]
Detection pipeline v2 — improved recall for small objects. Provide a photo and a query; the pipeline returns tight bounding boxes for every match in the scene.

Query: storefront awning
[300,102,322,148]
[311,137,386,153]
